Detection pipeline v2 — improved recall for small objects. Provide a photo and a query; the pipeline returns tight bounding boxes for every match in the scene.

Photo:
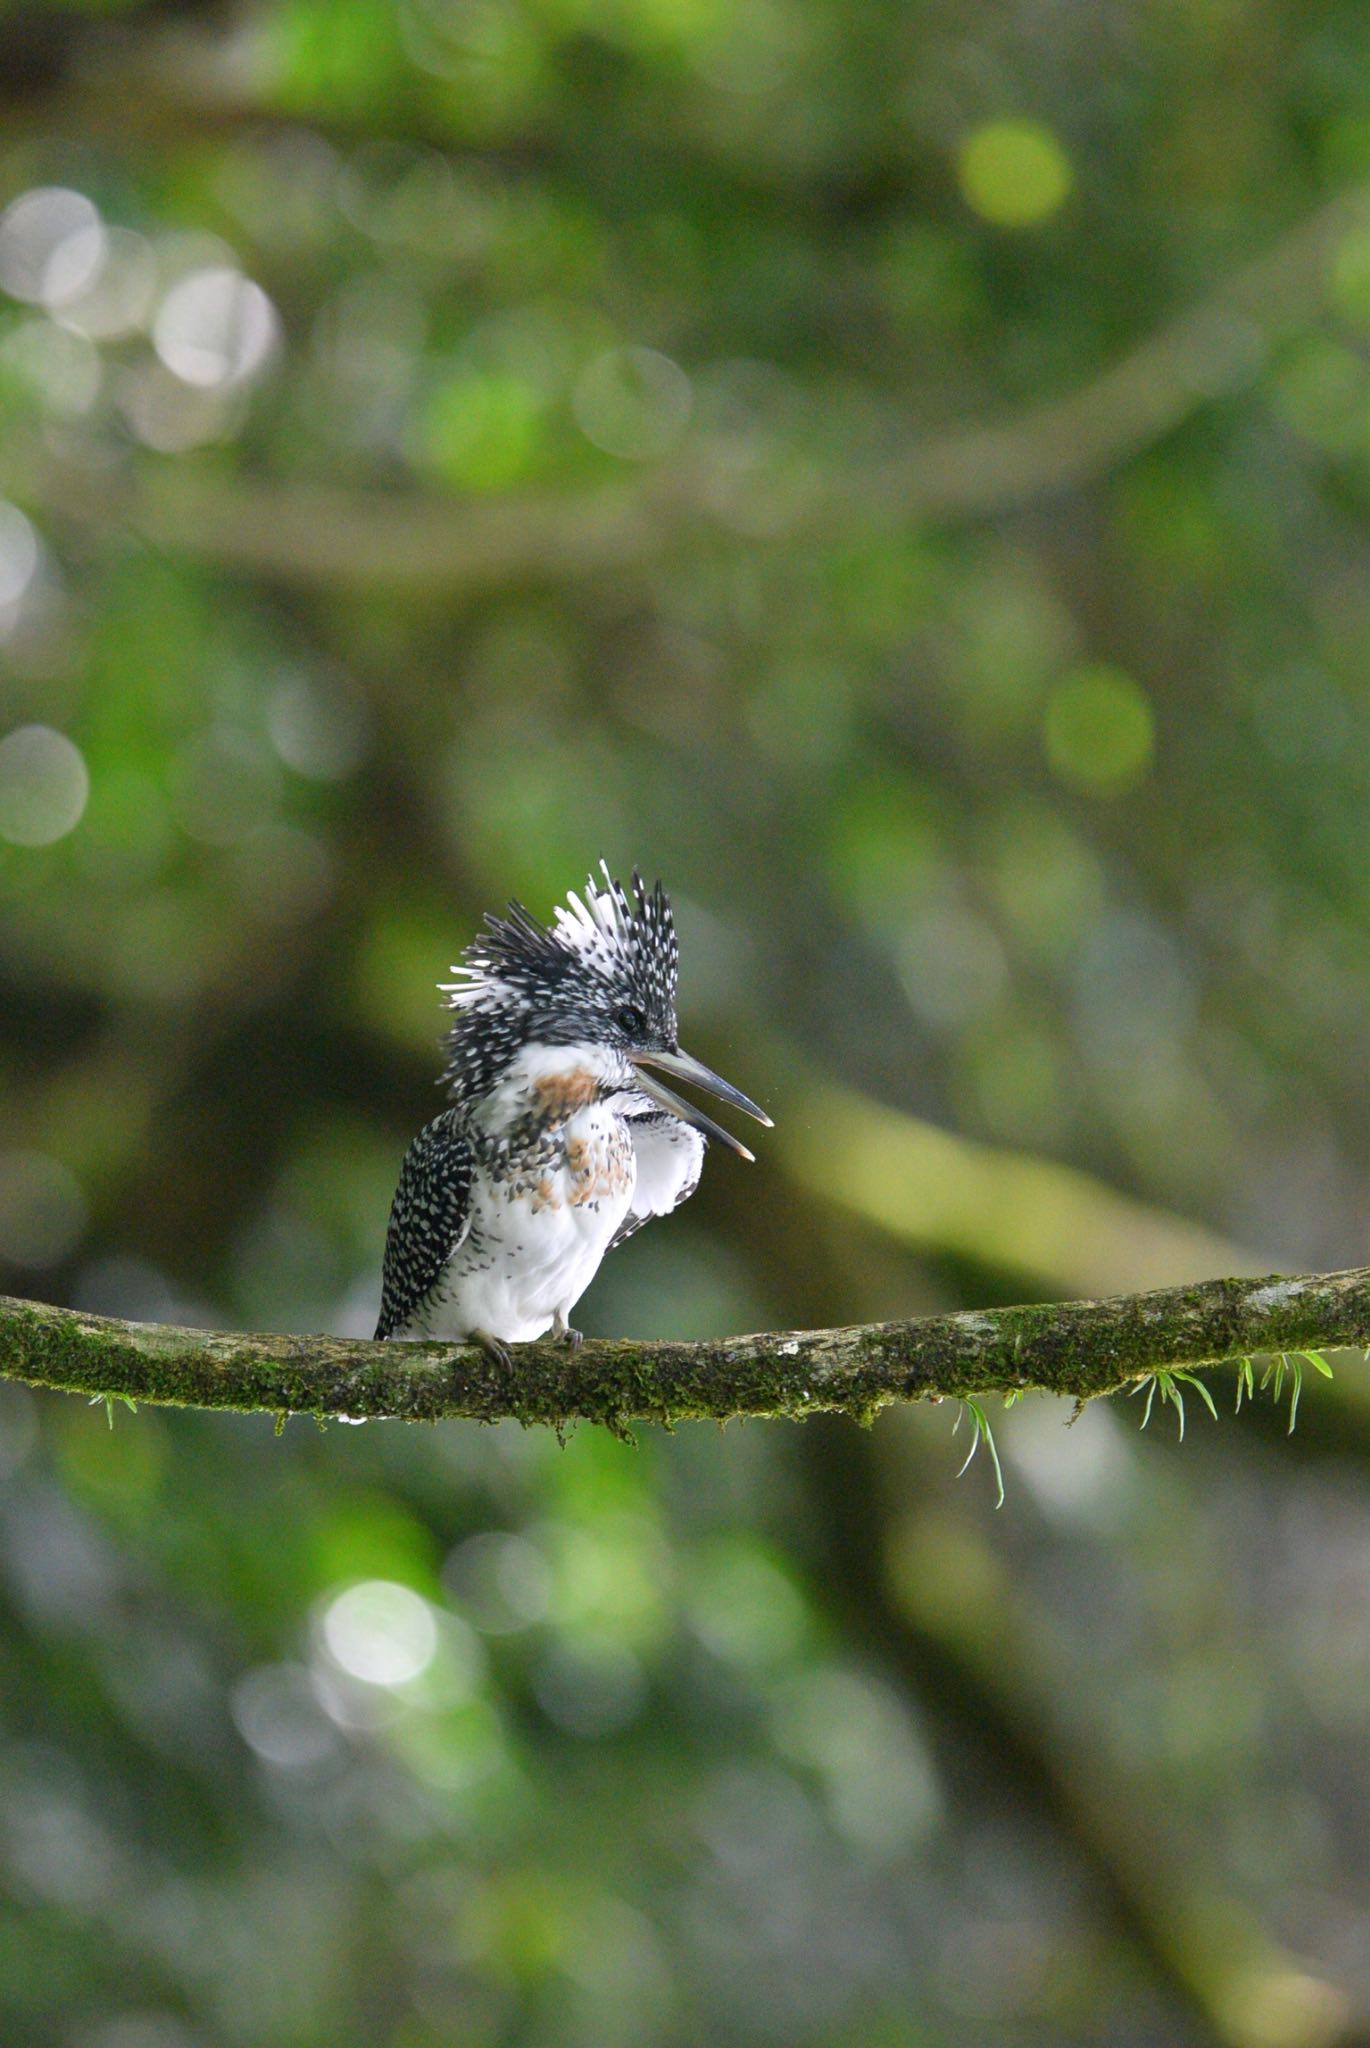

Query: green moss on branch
[1,1267,1368,1429]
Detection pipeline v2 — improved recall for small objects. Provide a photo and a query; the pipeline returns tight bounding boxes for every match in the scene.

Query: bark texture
[1,1267,1365,1430]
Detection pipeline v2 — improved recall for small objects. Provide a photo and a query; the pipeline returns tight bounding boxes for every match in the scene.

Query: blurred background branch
[4,174,1366,589]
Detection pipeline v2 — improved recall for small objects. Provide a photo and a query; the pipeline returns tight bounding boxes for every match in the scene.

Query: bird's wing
[608,1112,705,1251]
[375,1111,476,1338]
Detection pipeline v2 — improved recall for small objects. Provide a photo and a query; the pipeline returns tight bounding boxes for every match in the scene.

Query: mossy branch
[1,1267,1367,1432]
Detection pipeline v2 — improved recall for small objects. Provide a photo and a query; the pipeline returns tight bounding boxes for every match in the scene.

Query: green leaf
[1166,1376,1186,1441]
[1172,1370,1218,1421]
[955,1397,1006,1508]
[1235,1357,1255,1413]
[1131,1374,1158,1429]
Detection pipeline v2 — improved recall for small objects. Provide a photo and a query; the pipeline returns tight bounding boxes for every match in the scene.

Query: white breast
[410,1044,640,1345]
[454,1104,635,1341]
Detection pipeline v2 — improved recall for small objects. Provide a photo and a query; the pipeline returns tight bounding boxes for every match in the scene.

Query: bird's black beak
[629,1047,773,1162]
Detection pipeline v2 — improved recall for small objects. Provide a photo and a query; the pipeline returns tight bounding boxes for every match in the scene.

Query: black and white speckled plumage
[437,867,679,1110]
[374,1109,474,1342]
[375,866,751,1349]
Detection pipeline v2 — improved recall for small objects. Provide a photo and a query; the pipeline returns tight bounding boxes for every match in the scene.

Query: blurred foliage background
[6,1,1370,2043]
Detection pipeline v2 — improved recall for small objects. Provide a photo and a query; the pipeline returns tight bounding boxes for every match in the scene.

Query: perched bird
[375,865,771,1360]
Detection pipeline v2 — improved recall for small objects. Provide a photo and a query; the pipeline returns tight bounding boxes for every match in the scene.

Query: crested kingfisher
[375,865,771,1361]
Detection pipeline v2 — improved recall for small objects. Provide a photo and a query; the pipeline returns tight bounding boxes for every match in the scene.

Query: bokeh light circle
[0,187,101,304]
[1044,665,1155,794]
[0,502,39,609]
[957,119,1073,227]
[321,1580,438,1687]
[572,345,693,460]
[153,267,280,389]
[0,726,90,846]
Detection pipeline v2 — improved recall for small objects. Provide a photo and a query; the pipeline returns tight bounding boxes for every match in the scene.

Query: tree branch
[9,182,1367,592]
[2,1267,1367,1431]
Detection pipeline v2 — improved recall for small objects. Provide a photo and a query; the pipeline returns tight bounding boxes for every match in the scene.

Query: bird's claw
[472,1327,512,1370]
[552,1313,583,1350]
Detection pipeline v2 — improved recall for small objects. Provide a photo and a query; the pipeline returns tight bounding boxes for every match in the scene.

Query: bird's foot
[551,1311,583,1350]
[471,1326,512,1370]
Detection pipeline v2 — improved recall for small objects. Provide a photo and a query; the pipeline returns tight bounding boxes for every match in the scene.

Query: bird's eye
[616,1003,646,1037]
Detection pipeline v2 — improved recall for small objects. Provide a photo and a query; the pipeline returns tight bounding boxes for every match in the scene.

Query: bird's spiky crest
[441,863,676,1013]
[437,865,679,1103]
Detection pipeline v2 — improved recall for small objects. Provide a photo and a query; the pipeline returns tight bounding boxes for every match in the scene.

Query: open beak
[630,1047,773,1163]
